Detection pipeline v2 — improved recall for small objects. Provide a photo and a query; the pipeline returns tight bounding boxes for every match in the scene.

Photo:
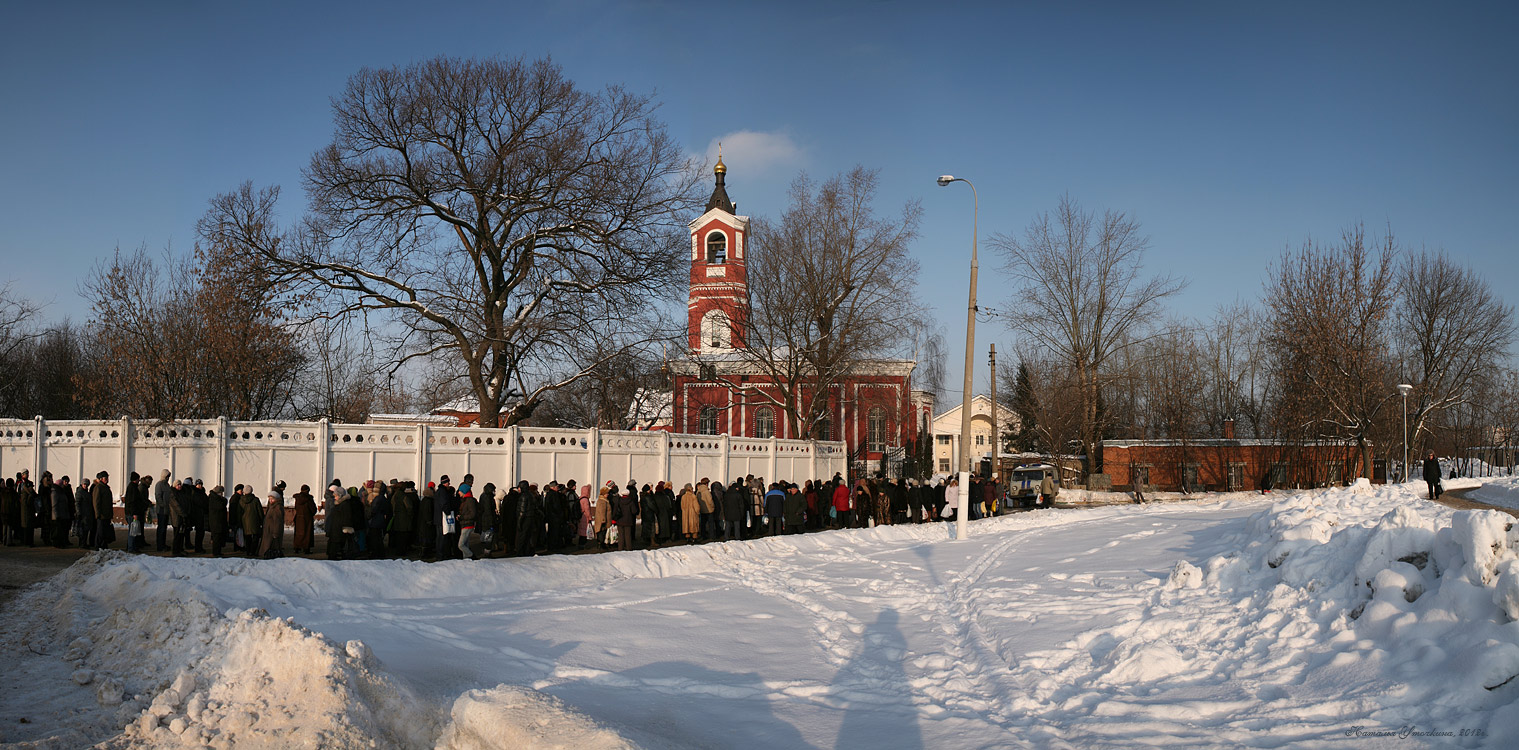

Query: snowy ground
[4,482,1518,748]
[1470,478,1519,512]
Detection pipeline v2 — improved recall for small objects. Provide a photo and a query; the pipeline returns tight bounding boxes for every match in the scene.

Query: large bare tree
[200,56,699,427]
[1263,225,1398,478]
[1396,249,1516,453]
[726,167,923,438]
[990,194,1184,478]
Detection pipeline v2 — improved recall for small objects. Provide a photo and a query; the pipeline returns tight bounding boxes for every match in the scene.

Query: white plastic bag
[443,512,457,534]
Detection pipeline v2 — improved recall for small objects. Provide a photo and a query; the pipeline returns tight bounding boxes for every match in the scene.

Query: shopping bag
[607,525,619,545]
[442,512,457,534]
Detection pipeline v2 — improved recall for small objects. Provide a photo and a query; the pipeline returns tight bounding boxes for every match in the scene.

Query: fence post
[587,428,600,493]
[216,416,229,488]
[719,433,730,484]
[769,436,778,482]
[33,415,44,481]
[317,419,331,490]
[120,417,132,489]
[414,424,428,484]
[660,430,671,485]
[507,425,520,488]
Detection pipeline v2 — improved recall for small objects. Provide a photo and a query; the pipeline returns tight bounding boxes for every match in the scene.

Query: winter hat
[97,470,109,479]
[458,483,472,495]
[212,485,224,494]
[439,474,450,484]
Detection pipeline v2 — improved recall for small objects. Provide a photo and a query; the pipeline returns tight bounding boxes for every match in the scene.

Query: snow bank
[0,550,636,748]
[1471,478,1519,511]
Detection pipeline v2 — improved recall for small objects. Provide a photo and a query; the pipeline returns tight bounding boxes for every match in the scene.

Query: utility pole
[989,343,998,480]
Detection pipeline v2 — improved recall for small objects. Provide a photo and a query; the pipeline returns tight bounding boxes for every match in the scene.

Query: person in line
[325,480,348,561]
[259,492,284,559]
[613,482,638,551]
[206,485,229,558]
[783,482,806,535]
[51,475,74,548]
[679,483,700,543]
[73,475,94,549]
[125,473,149,552]
[722,479,746,541]
[90,472,114,550]
[153,469,172,552]
[457,482,479,560]
[764,482,786,536]
[291,485,317,555]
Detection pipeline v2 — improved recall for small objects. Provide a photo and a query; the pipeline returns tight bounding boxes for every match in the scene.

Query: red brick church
[666,158,933,474]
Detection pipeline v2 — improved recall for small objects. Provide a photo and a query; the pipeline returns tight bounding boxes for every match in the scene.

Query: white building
[931,395,1019,475]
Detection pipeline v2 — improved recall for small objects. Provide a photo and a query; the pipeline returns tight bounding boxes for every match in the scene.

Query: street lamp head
[1397,383,1414,397]
[936,175,956,186]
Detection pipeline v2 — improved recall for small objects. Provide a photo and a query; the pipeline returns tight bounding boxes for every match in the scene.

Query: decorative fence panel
[0,418,844,501]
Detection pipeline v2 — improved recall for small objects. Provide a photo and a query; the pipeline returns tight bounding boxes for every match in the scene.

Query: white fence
[0,418,847,497]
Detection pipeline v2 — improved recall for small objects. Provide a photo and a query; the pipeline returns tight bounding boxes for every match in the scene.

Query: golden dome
[714,155,727,175]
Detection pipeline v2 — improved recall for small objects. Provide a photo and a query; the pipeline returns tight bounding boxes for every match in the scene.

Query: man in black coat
[51,476,74,548]
[722,480,746,541]
[434,476,458,560]
[190,479,208,553]
[206,485,229,557]
[1422,450,1442,500]
[515,481,541,556]
[544,482,567,553]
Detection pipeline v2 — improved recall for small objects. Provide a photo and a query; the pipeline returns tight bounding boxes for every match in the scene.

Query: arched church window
[702,310,730,349]
[867,408,888,452]
[706,231,727,264]
[815,419,831,441]
[755,407,774,439]
[699,406,718,435]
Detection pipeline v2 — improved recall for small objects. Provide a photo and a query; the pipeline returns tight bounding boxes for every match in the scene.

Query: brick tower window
[755,407,774,439]
[706,231,727,264]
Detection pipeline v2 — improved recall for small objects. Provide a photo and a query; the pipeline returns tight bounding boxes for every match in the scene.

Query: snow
[1470,477,1519,511]
[3,483,1517,747]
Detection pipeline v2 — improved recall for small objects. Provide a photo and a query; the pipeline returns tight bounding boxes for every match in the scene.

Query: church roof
[705,157,735,214]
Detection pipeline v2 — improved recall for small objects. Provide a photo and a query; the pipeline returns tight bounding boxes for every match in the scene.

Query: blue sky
[2,1,1514,405]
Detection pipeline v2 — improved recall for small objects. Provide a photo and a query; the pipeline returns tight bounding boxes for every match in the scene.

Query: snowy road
[207,500,1276,749]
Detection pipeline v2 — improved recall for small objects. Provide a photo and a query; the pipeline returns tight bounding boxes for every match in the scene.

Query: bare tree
[1263,225,1398,479]
[0,284,42,415]
[727,167,924,438]
[77,244,302,420]
[292,316,382,423]
[200,56,699,428]
[1014,355,1084,483]
[1200,302,1272,438]
[990,194,1184,478]
[1396,249,1516,453]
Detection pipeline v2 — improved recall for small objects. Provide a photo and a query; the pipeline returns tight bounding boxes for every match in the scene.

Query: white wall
[0,418,845,502]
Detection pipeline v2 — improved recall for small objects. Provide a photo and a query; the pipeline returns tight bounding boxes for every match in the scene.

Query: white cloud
[702,130,804,177]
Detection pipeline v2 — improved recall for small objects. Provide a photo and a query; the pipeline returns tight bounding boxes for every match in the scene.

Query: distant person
[1423,450,1442,500]
[291,485,317,554]
[206,485,228,558]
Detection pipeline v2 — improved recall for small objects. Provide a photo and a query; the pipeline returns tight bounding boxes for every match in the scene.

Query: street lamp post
[938,174,978,541]
[1397,383,1413,483]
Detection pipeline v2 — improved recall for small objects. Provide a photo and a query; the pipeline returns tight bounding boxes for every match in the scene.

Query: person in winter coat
[478,483,498,555]
[763,483,786,536]
[340,487,366,558]
[291,486,317,554]
[1423,450,1442,500]
[722,481,747,541]
[390,482,417,556]
[239,484,263,558]
[648,483,671,547]
[593,483,613,549]
[515,481,542,557]
[696,479,715,541]
[189,479,208,553]
[434,477,458,561]
[206,485,229,557]
[456,484,479,560]
[417,483,436,559]
[17,472,38,547]
[74,478,94,549]
[832,481,852,529]
[1039,474,1057,506]
[367,484,392,558]
[679,484,700,542]
[612,484,639,551]
[124,473,148,552]
[543,482,568,553]
[51,476,74,548]
[153,469,172,552]
[0,478,16,546]
[258,493,284,558]
[782,483,806,535]
[575,483,592,547]
[325,481,348,560]
[89,473,113,549]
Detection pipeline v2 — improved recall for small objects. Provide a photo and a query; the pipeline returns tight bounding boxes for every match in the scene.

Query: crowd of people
[1,468,1039,560]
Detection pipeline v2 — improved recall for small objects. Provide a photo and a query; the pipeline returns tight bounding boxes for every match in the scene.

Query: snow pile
[437,685,639,750]
[0,550,635,749]
[1471,477,1519,511]
[1009,484,1519,745]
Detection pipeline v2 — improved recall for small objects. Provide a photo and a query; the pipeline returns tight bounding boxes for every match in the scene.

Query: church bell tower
[687,153,750,353]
